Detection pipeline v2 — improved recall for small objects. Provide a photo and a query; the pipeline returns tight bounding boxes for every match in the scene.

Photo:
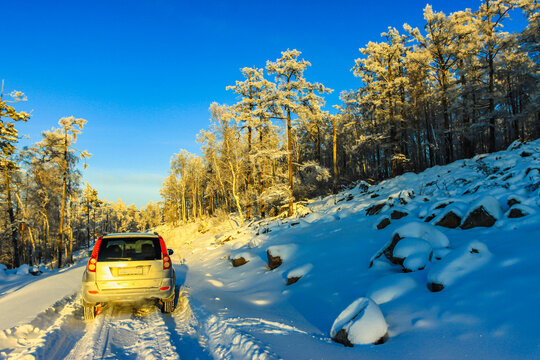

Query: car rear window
[97,237,162,262]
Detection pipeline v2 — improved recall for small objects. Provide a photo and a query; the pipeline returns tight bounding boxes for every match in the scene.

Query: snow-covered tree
[266,49,332,216]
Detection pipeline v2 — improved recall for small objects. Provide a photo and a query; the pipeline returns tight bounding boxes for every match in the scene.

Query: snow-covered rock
[461,196,503,229]
[393,237,432,260]
[284,263,313,285]
[427,240,492,292]
[15,265,31,276]
[390,210,408,220]
[330,297,388,346]
[370,222,449,269]
[366,273,418,304]
[230,251,252,267]
[393,222,449,248]
[376,216,391,230]
[266,244,297,270]
[506,204,535,218]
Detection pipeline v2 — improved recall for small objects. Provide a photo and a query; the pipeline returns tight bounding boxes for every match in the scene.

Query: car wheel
[83,301,96,320]
[162,293,175,313]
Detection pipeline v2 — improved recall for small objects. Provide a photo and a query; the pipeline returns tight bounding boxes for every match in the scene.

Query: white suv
[81,233,176,320]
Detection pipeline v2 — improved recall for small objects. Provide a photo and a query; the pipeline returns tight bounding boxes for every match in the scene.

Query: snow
[284,263,313,280]
[2,139,540,358]
[366,273,418,304]
[428,240,492,287]
[266,244,297,260]
[466,196,503,220]
[0,261,85,331]
[330,297,388,345]
[392,222,449,248]
[392,237,432,259]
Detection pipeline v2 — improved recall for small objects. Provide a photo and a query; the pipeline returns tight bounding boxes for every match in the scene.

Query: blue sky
[2,0,526,207]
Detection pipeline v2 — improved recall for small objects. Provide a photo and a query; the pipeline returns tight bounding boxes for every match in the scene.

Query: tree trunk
[287,109,294,217]
[58,128,68,269]
[332,116,338,194]
[4,167,20,268]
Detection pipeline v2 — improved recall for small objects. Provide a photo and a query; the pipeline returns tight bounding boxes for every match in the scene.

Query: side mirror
[168,249,174,255]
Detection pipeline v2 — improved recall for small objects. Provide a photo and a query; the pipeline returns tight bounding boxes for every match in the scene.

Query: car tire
[162,293,175,313]
[83,301,96,320]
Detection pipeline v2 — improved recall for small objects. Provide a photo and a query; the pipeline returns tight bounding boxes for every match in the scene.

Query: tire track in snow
[180,289,282,360]
[65,302,179,360]
[162,289,213,360]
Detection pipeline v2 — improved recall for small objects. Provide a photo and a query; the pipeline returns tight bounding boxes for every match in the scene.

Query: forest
[1,0,538,269]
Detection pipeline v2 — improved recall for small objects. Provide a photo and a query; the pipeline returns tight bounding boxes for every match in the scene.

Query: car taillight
[87,236,103,272]
[159,236,171,270]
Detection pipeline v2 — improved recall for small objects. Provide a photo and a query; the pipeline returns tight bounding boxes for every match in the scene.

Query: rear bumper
[82,278,175,304]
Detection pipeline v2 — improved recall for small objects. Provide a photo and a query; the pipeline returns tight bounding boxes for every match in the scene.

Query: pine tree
[266,50,331,216]
[0,82,30,268]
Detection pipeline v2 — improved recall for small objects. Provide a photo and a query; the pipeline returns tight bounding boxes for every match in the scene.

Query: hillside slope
[165,139,540,359]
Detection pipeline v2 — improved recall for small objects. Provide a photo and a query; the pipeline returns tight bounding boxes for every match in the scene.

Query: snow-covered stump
[427,240,492,292]
[330,297,388,347]
[460,196,503,229]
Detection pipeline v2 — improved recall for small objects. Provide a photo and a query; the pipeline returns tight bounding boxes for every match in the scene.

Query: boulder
[366,202,386,216]
[286,276,301,285]
[508,208,526,218]
[390,210,408,220]
[461,208,496,229]
[507,196,521,207]
[266,244,297,270]
[376,217,391,230]
[506,204,534,219]
[266,250,282,270]
[393,222,449,248]
[330,297,388,346]
[231,257,249,267]
[435,211,462,228]
[427,240,491,292]
[393,237,432,272]
[434,201,452,210]
[284,264,312,285]
[370,222,448,268]
[460,197,502,229]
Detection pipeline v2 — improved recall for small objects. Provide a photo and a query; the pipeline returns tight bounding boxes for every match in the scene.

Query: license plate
[118,267,143,275]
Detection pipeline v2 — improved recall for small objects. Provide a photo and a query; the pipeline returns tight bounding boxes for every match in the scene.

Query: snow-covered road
[0,262,212,360]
